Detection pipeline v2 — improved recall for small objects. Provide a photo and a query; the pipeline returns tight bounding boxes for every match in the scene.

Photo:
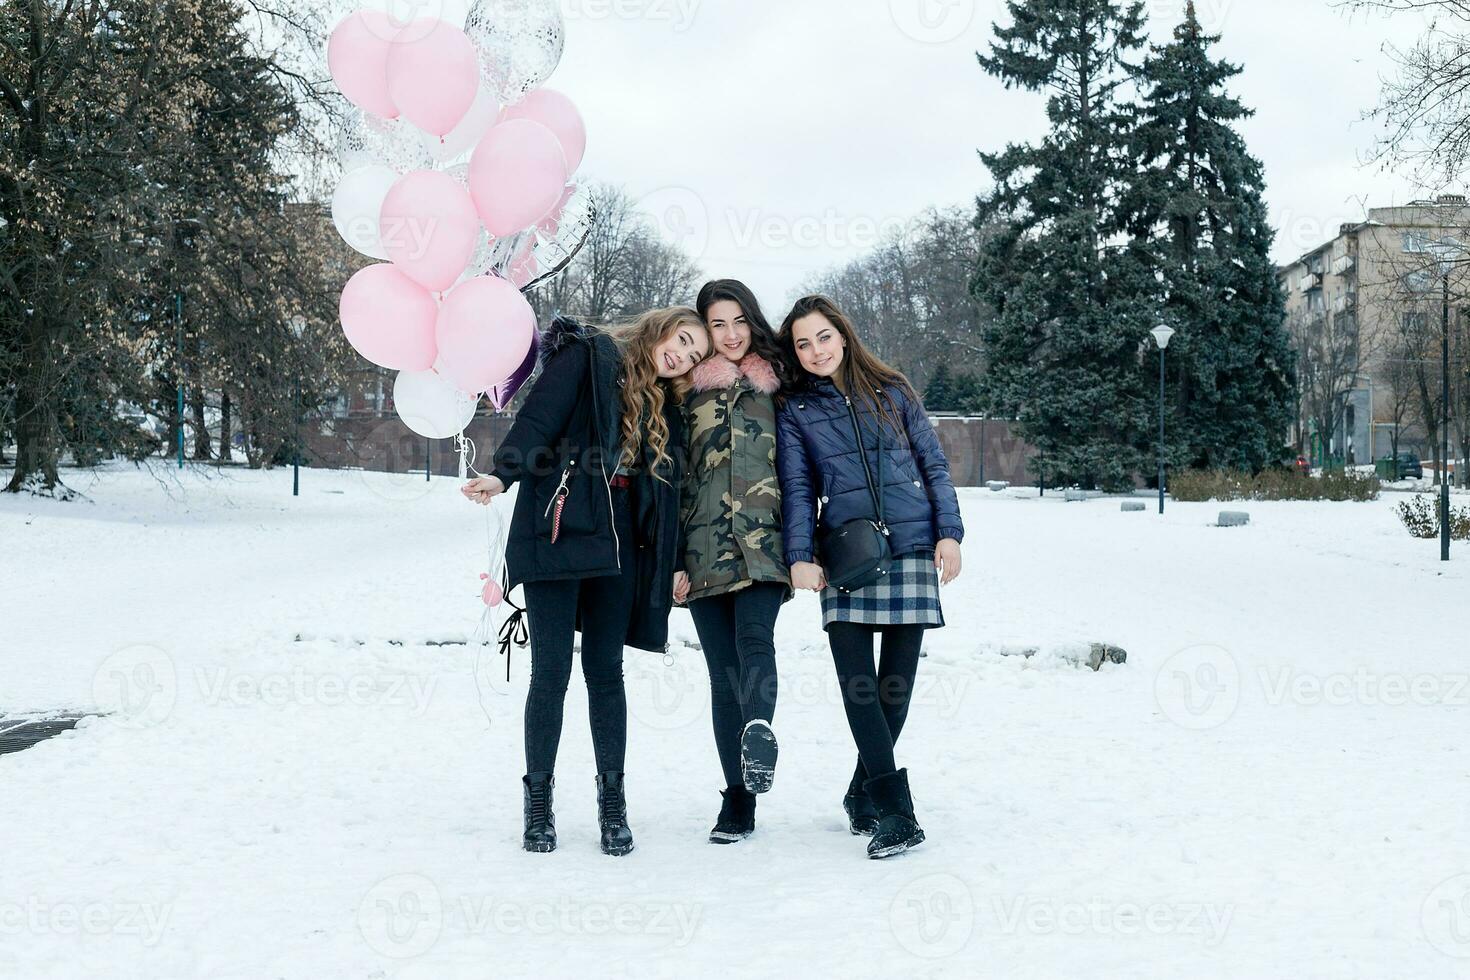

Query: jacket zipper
[584,341,621,571]
[543,466,571,518]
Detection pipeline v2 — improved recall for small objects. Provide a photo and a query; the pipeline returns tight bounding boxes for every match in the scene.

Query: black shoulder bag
[818,395,893,593]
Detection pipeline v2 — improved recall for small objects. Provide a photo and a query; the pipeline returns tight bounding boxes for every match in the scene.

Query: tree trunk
[5,378,64,495]
[190,385,212,460]
[219,391,233,463]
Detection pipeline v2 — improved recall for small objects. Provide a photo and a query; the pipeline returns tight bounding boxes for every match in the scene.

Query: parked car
[1395,452,1424,480]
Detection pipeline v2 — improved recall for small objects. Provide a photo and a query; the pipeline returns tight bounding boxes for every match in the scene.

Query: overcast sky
[347,0,1439,309]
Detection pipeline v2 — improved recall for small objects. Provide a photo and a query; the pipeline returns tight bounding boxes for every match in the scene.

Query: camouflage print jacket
[681,352,791,601]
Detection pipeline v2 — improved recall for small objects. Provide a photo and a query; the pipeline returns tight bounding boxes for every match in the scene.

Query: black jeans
[827,622,924,783]
[520,487,635,775]
[688,582,785,789]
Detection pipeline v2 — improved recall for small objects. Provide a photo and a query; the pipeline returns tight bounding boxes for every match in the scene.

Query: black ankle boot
[708,787,757,844]
[863,768,924,859]
[843,769,880,837]
[595,771,635,856]
[739,720,779,794]
[522,772,556,853]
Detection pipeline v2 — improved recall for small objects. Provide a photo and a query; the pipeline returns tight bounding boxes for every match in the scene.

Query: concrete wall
[303,414,1039,487]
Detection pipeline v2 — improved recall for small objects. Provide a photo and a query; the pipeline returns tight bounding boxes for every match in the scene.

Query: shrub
[1396,494,1470,540]
[1170,469,1381,503]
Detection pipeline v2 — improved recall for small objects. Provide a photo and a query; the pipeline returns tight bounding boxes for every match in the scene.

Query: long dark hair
[695,279,795,391]
[777,294,914,433]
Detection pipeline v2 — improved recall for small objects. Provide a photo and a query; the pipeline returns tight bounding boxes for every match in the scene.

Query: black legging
[520,488,636,775]
[688,582,784,789]
[827,623,924,782]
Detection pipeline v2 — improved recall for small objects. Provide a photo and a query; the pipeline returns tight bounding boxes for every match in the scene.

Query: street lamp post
[176,292,185,470]
[289,317,306,498]
[1441,270,1452,561]
[1429,238,1460,562]
[1151,323,1176,515]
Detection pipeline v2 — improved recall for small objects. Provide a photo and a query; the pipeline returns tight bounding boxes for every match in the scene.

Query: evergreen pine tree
[1128,2,1296,472]
[952,373,984,415]
[924,363,956,411]
[975,0,1153,490]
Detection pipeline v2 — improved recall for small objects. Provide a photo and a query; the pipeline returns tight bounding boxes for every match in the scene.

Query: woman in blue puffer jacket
[775,294,964,860]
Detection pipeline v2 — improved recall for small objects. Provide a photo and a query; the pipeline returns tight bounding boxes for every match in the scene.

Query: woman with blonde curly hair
[461,308,710,856]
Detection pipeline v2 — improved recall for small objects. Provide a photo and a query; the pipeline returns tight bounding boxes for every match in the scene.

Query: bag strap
[845,394,888,534]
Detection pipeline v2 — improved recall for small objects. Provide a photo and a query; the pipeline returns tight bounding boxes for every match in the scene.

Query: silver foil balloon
[488,228,537,277]
[454,230,499,287]
[336,109,435,174]
[527,184,594,287]
[465,0,566,106]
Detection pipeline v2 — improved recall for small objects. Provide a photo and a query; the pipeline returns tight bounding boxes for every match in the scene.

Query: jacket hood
[539,315,597,367]
[690,352,781,395]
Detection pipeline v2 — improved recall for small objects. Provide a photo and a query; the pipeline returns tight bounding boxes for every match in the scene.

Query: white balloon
[332,165,399,260]
[394,369,480,440]
[424,83,502,164]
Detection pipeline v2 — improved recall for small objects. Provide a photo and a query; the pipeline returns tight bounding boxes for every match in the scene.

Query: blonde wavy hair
[608,306,707,477]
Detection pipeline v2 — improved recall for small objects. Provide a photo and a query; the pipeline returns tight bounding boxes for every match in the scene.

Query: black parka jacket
[491,317,685,652]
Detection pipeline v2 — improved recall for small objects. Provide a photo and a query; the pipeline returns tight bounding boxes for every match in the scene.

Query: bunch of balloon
[327,1,590,439]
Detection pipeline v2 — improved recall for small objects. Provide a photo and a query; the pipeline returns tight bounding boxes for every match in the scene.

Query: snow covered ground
[2,462,1468,979]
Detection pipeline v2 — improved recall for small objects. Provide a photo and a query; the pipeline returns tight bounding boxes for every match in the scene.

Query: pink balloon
[386,19,479,137]
[537,184,577,236]
[479,574,503,608]
[499,89,587,174]
[339,265,438,371]
[435,276,537,394]
[468,120,568,238]
[327,11,400,120]
[379,170,481,292]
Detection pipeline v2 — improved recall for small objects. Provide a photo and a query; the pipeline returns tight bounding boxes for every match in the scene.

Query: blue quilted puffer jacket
[776,377,964,566]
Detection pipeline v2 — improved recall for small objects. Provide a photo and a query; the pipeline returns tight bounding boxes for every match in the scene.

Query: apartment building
[1276,196,1468,464]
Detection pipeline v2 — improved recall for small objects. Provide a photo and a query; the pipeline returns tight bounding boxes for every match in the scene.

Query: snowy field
[2,462,1468,979]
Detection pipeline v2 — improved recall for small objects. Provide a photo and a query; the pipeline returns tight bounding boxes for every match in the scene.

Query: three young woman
[462,290,963,861]
[461,308,711,856]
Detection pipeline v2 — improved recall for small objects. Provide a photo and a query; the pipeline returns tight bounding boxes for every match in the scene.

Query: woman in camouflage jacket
[675,279,792,845]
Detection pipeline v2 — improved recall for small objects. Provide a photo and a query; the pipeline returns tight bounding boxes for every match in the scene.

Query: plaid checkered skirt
[821,551,945,629]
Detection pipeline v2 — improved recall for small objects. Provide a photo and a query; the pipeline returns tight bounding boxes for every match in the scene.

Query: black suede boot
[595,771,635,856]
[522,772,556,853]
[843,767,880,837]
[863,768,925,859]
[708,787,757,844]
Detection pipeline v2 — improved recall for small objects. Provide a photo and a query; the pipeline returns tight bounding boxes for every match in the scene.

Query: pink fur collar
[690,352,780,395]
